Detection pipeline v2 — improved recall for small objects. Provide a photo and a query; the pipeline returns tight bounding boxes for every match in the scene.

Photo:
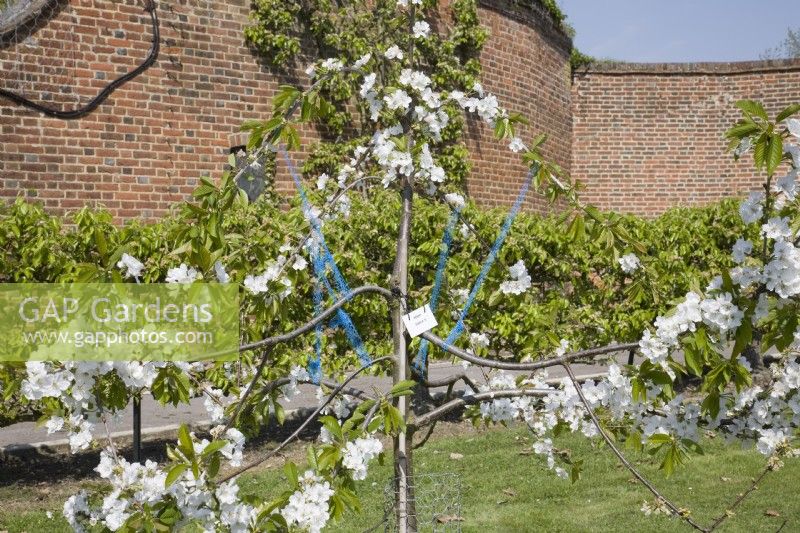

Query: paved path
[0,352,638,450]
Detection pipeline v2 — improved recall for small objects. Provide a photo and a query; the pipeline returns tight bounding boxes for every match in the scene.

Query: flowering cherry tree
[11,1,800,531]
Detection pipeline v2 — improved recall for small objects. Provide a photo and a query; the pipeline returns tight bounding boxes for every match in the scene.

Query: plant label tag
[401,304,438,338]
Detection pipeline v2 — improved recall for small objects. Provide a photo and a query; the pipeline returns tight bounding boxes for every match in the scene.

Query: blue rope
[412,207,461,374]
[308,250,324,384]
[442,168,535,348]
[281,147,373,373]
[319,268,372,367]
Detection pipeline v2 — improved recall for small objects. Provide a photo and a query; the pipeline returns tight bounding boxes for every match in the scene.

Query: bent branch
[561,362,708,532]
[218,356,393,483]
[410,389,550,429]
[420,332,638,371]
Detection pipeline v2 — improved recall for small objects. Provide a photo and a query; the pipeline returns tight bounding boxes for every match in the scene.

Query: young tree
[11,3,800,533]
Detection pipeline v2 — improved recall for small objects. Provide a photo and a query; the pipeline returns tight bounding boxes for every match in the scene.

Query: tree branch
[420,333,638,371]
[218,356,393,483]
[707,463,773,532]
[423,371,479,393]
[239,285,395,352]
[561,362,708,532]
[410,389,551,429]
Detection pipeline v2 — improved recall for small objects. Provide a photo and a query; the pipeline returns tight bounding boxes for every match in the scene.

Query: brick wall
[0,0,573,220]
[465,0,572,213]
[571,60,800,216]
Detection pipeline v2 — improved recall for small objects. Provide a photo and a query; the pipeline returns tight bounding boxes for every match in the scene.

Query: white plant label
[401,304,438,338]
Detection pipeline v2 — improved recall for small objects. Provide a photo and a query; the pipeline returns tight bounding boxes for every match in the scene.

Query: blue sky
[557,0,800,62]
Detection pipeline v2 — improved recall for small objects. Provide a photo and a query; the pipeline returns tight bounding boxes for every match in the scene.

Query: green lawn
[1,425,798,532]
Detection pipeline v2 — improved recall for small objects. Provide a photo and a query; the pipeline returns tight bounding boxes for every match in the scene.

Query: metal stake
[133,395,142,463]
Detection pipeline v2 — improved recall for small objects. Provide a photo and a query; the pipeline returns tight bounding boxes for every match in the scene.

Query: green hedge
[0,180,745,364]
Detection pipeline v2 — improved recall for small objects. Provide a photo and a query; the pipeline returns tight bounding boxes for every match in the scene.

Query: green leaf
[735,100,768,120]
[570,460,583,483]
[683,342,703,376]
[389,380,417,397]
[274,400,286,425]
[165,463,189,487]
[766,132,784,176]
[207,454,221,478]
[648,433,673,445]
[200,440,228,457]
[753,134,768,169]
[93,229,108,259]
[319,416,344,441]
[776,103,800,123]
[731,318,752,359]
[178,424,194,456]
[284,461,299,488]
[681,438,704,455]
[660,443,680,476]
[725,120,759,140]
[702,391,721,418]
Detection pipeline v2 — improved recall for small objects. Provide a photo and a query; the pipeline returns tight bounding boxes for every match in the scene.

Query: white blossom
[384,89,413,111]
[700,293,743,333]
[117,253,144,279]
[342,435,383,480]
[359,73,377,98]
[739,191,764,224]
[353,53,371,68]
[281,471,335,533]
[384,45,404,60]
[214,261,230,283]
[444,192,465,209]
[508,137,526,153]
[320,58,343,71]
[244,258,292,298]
[762,216,793,241]
[775,170,797,200]
[732,239,752,264]
[618,253,641,273]
[500,260,531,295]
[764,240,800,298]
[292,255,308,271]
[470,332,490,350]
[165,264,199,284]
[787,118,800,139]
[399,69,431,92]
[412,20,430,38]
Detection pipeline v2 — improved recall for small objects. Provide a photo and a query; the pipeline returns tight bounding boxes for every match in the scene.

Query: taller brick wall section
[571,60,800,216]
[465,0,572,213]
[0,0,573,220]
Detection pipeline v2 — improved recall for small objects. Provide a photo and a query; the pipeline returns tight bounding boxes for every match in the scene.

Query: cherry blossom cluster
[280,471,336,533]
[22,360,173,451]
[64,428,252,532]
[499,259,532,295]
[618,252,641,274]
[302,18,519,199]
[469,120,800,479]
[342,435,384,480]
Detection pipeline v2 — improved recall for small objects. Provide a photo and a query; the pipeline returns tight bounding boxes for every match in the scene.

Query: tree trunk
[391,175,417,532]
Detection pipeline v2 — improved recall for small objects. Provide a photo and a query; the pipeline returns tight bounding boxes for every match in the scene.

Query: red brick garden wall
[0,0,573,220]
[6,1,797,222]
[571,60,800,216]
[464,0,572,213]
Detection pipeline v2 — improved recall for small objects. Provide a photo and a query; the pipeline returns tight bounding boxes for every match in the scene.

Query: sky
[557,0,800,63]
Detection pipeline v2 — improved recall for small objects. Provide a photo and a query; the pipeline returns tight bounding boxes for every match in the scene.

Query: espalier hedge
[1,177,745,366]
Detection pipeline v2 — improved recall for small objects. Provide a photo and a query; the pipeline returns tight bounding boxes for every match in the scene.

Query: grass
[1,424,798,532]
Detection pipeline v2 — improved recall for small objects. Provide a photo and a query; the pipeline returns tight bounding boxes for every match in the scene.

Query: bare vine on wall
[0,0,159,119]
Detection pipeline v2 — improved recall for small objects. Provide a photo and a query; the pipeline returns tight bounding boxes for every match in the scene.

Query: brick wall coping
[574,58,800,77]
[479,0,572,51]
